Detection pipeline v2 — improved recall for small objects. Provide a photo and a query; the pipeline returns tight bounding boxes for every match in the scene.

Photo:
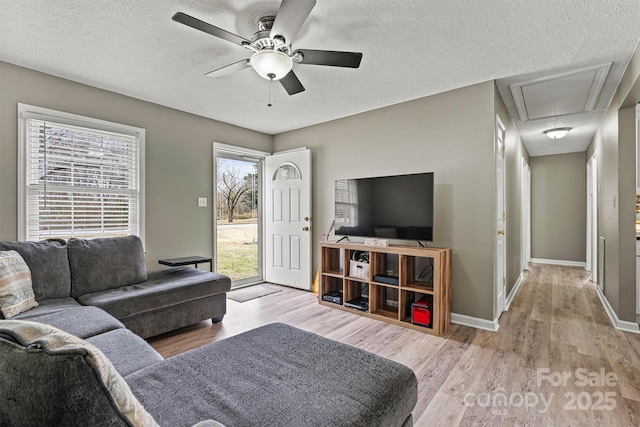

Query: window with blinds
[18,104,145,242]
[334,179,358,226]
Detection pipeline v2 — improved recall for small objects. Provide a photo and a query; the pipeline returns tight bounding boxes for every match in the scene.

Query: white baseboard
[505,272,524,311]
[451,313,499,332]
[530,258,586,268]
[596,286,640,334]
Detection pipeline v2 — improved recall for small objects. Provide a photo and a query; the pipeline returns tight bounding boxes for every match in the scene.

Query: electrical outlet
[198,197,207,207]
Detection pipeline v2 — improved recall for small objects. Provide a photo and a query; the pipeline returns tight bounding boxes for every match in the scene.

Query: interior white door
[586,159,593,273]
[496,117,506,315]
[591,154,598,285]
[264,149,312,290]
[521,159,531,271]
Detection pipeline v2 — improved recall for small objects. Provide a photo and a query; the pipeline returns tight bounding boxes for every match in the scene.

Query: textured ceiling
[1,1,640,155]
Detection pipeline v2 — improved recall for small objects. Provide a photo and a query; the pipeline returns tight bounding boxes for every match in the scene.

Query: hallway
[472,263,640,425]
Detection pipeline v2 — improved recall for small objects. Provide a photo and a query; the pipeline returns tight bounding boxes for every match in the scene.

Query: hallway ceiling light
[544,127,571,139]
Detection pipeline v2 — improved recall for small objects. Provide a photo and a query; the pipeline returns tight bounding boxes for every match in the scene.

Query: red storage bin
[411,296,432,328]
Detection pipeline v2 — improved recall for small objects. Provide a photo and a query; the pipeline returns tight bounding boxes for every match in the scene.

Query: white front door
[264,149,312,290]
[496,117,506,316]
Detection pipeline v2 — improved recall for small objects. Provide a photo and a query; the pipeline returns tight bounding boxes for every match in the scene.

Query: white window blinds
[334,179,358,226]
[19,105,145,242]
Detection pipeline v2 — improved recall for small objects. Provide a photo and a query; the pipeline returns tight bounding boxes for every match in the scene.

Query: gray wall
[0,59,536,322]
[0,61,273,268]
[274,81,499,321]
[586,45,640,322]
[530,153,586,263]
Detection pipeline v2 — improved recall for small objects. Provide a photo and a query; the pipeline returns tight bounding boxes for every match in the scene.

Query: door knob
[303,226,310,232]
[304,216,310,222]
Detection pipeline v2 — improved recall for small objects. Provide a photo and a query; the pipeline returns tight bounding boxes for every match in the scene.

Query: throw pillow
[0,320,159,427]
[0,239,72,300]
[0,250,38,318]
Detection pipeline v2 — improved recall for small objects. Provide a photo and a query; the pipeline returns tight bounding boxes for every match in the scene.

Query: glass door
[215,152,263,288]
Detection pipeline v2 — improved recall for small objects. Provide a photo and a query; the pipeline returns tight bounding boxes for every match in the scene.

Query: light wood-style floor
[148,264,640,426]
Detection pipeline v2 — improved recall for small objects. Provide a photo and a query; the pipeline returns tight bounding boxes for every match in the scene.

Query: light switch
[198,197,207,207]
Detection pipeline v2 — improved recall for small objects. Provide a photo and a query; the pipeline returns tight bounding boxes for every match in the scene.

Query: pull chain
[267,73,275,107]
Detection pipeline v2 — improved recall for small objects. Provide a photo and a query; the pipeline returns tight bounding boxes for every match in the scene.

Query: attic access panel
[511,63,611,121]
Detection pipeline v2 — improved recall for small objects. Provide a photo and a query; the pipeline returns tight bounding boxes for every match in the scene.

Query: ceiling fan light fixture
[544,127,571,139]
[250,50,293,80]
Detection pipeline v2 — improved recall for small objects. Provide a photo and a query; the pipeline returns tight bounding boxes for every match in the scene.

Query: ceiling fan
[172,0,363,95]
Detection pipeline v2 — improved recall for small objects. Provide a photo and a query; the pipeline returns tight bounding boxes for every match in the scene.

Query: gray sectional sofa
[0,236,418,426]
[0,236,231,338]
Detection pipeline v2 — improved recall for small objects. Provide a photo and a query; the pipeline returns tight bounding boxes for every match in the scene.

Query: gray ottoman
[126,323,418,427]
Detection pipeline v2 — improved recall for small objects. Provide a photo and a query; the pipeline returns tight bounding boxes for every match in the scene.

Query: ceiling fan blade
[205,59,251,78]
[172,12,250,47]
[296,49,363,68]
[279,71,305,95]
[270,0,316,44]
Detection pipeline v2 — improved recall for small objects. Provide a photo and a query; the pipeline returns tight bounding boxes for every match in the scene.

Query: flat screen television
[334,172,434,242]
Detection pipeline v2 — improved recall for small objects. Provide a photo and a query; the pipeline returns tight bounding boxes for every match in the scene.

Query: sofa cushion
[68,235,148,298]
[0,251,38,318]
[0,239,71,300]
[86,328,163,376]
[126,323,418,427]
[78,267,231,320]
[10,297,80,317]
[0,320,159,427]
[14,305,124,339]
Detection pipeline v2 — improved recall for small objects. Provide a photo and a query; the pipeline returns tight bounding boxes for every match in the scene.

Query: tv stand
[335,236,350,243]
[318,241,451,336]
[416,241,427,248]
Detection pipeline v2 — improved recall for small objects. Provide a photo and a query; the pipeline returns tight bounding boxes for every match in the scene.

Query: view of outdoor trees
[216,158,259,282]
[27,120,139,240]
[216,160,258,223]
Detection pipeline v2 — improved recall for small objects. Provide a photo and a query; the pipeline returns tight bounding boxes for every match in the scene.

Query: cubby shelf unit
[318,241,452,336]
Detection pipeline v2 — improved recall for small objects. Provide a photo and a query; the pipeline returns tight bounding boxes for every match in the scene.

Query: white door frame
[213,143,270,287]
[521,158,531,271]
[587,153,598,283]
[586,158,593,273]
[495,115,507,317]
[637,107,640,314]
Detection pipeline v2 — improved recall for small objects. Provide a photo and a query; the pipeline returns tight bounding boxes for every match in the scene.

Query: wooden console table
[318,242,452,336]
